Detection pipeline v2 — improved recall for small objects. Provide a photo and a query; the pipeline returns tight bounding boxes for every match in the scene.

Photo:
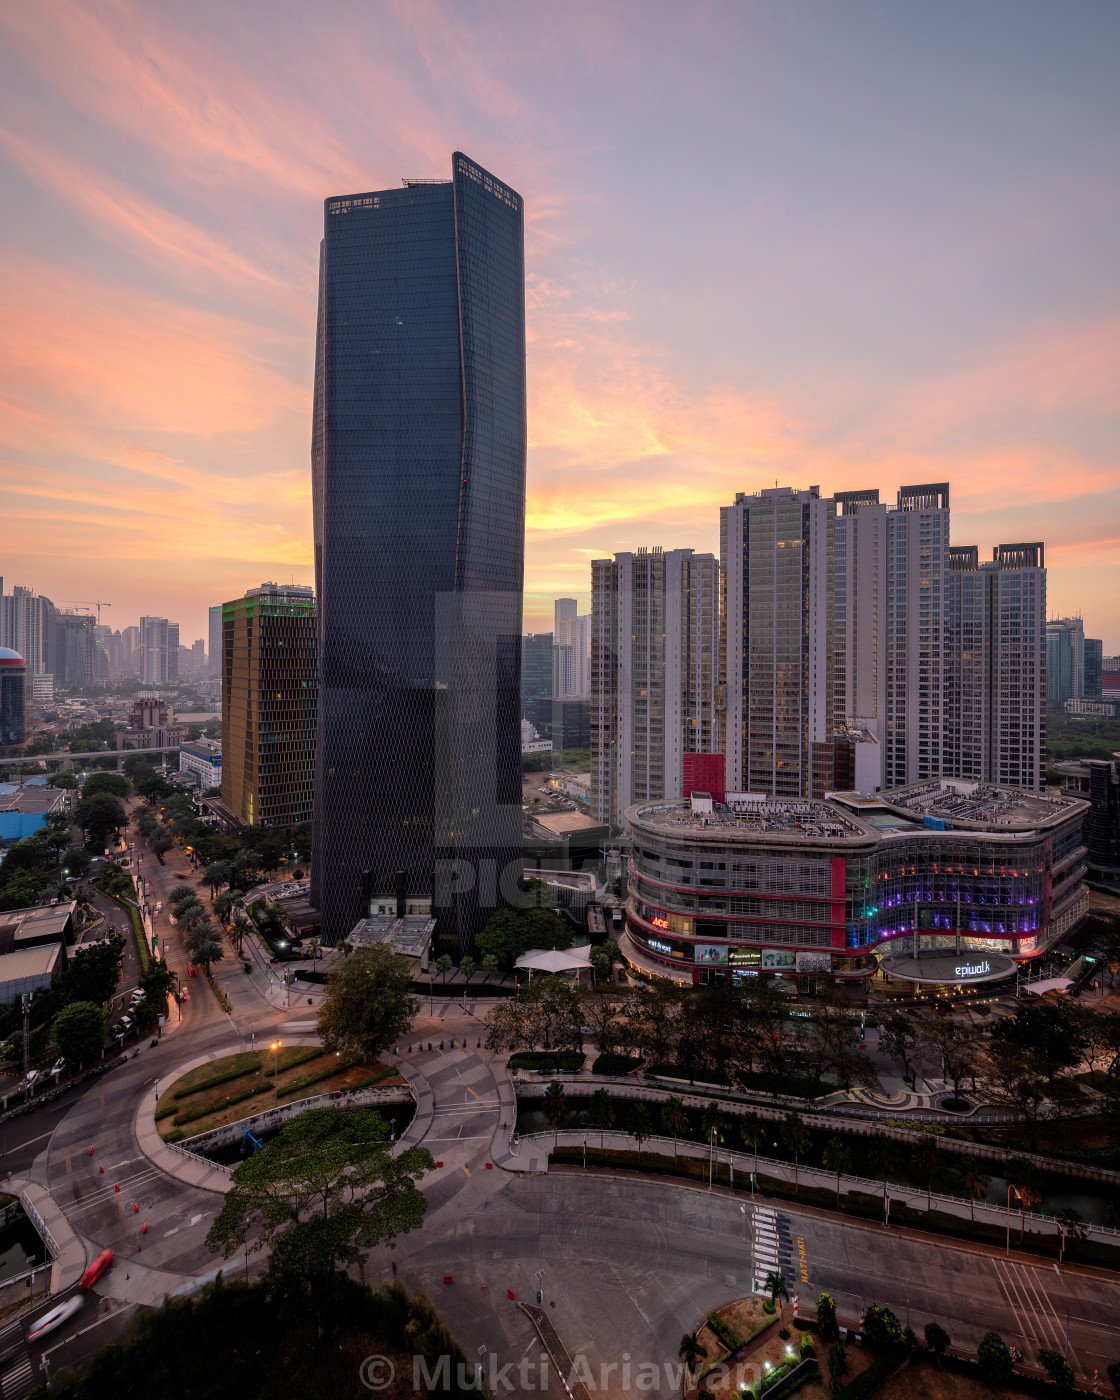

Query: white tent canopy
[514,946,593,975]
[1022,977,1073,996]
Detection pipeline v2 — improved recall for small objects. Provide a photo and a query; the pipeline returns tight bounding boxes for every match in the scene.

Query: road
[1,982,1118,1395]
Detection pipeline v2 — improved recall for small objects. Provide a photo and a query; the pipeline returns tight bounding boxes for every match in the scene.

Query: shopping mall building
[622,781,1089,992]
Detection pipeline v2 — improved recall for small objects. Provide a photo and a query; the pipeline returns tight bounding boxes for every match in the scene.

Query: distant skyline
[1,1,1118,647]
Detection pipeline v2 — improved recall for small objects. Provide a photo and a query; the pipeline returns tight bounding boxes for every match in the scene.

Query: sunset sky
[1,1,1118,647]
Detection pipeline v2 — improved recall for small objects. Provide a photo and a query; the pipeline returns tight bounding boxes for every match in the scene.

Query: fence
[513,1074,1120,1187]
[528,1128,1120,1247]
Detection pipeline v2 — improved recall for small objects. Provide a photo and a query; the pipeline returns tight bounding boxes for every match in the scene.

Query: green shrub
[592,1053,643,1075]
[509,1051,585,1072]
[862,1304,902,1350]
[800,1334,815,1356]
[173,1049,320,1100]
[816,1293,839,1342]
[763,1300,776,1314]
[164,1129,184,1143]
[977,1330,1013,1384]
[706,1312,742,1353]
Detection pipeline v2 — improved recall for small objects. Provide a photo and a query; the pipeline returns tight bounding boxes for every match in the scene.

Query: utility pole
[21,994,30,1085]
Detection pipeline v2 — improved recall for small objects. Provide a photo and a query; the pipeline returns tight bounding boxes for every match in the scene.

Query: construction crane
[62,600,112,626]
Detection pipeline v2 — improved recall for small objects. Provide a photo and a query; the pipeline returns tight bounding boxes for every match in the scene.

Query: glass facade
[221,587,318,829]
[311,154,526,950]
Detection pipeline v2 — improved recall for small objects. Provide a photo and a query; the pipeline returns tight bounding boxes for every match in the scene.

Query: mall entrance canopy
[878,948,1016,986]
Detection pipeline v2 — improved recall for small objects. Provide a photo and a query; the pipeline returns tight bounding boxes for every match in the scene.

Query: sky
[0,0,1118,648]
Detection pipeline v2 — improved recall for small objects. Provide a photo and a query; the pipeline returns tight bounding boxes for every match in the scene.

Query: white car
[27,1293,84,1342]
[24,1069,39,1087]
[51,1057,66,1077]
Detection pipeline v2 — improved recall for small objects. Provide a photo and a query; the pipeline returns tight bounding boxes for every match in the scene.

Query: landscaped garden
[155,1047,404,1141]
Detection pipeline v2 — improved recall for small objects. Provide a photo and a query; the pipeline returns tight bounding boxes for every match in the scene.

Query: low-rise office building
[623,781,1088,988]
[0,784,69,844]
[179,738,222,791]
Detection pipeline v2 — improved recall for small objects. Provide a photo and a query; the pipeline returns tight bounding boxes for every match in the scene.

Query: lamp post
[1006,1184,1020,1256]
[271,1040,281,1106]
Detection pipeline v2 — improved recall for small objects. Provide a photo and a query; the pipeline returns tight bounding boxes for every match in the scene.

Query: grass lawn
[157,1048,403,1140]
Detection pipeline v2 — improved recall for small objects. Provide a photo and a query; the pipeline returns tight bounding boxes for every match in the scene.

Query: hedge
[592,1053,643,1076]
[755,1355,819,1399]
[509,1051,585,1072]
[173,1049,320,1100]
[173,1058,362,1126]
[706,1312,743,1353]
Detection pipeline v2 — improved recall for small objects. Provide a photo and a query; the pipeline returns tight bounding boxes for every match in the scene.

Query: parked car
[23,1069,39,1087]
[50,1057,66,1077]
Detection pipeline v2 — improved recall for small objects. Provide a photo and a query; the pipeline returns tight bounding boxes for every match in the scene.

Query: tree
[920,1019,978,1103]
[459,957,476,1005]
[543,1079,566,1150]
[662,1096,687,1166]
[51,1001,106,1066]
[816,1293,839,1344]
[913,1137,939,1209]
[61,846,91,880]
[923,1321,950,1368]
[959,1157,990,1222]
[1038,1347,1075,1395]
[764,1270,789,1324]
[781,1111,810,1194]
[679,1331,708,1382]
[57,931,124,1005]
[318,945,418,1063]
[587,1088,614,1161]
[435,954,453,984]
[975,1328,1013,1383]
[48,771,79,790]
[629,1102,653,1163]
[1106,1359,1120,1398]
[82,771,131,800]
[215,888,241,923]
[827,1340,848,1394]
[74,793,128,851]
[148,826,173,862]
[203,861,233,898]
[862,1305,902,1350]
[879,1013,919,1085]
[822,1137,852,1207]
[480,953,500,983]
[206,1106,433,1338]
[739,1111,763,1186]
[1056,1208,1087,1264]
[134,961,176,1025]
[169,883,196,905]
[184,923,224,975]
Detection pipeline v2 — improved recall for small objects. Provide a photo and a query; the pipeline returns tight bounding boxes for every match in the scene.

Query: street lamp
[1006,1184,1020,1255]
[271,1040,281,1105]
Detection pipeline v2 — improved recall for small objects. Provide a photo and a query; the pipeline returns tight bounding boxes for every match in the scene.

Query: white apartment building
[720,487,835,799]
[591,547,719,826]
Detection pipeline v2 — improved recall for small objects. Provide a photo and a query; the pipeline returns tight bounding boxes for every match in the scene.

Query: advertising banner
[761,948,797,972]
[795,952,832,973]
[694,943,729,966]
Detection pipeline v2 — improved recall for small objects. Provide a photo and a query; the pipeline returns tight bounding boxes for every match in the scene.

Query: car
[118,1016,133,1032]
[51,1057,66,1077]
[27,1293,84,1341]
[24,1069,39,1086]
[130,990,145,1004]
[78,1249,113,1290]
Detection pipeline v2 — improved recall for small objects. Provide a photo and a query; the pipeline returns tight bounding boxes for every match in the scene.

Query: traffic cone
[141,1223,147,1235]
[89,1147,95,1156]
[133,1204,139,1214]
[114,1184,120,1192]
[99,1166,104,1174]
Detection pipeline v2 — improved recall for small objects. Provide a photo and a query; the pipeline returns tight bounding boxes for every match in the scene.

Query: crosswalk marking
[991,1259,1081,1373]
[1,1350,34,1399]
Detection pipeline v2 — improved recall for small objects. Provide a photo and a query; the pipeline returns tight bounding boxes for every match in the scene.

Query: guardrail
[513,1073,1120,1186]
[19,1192,58,1262]
[528,1128,1120,1245]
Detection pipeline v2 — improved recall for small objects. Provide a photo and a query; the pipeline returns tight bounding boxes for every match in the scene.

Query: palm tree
[629,1102,653,1164]
[481,953,499,983]
[662,1096,687,1166]
[203,861,232,898]
[184,921,224,976]
[543,1079,566,1151]
[781,1111,810,1195]
[215,888,243,923]
[587,1088,614,1162]
[169,884,195,906]
[740,1111,763,1188]
[913,1138,939,1209]
[959,1158,990,1222]
[702,1101,726,1189]
[822,1136,852,1207]
[1007,1157,1040,1245]
[679,1332,708,1383]
[435,954,453,987]
[1055,1208,1086,1264]
[230,912,252,959]
[460,956,476,1009]
[764,1270,789,1325]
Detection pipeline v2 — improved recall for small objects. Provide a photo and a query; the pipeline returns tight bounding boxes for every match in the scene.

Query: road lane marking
[64,1146,71,1175]
[461,1164,471,1177]
[464,1086,488,1103]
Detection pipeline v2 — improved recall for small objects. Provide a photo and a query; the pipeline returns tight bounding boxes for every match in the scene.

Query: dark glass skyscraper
[311,153,526,950]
